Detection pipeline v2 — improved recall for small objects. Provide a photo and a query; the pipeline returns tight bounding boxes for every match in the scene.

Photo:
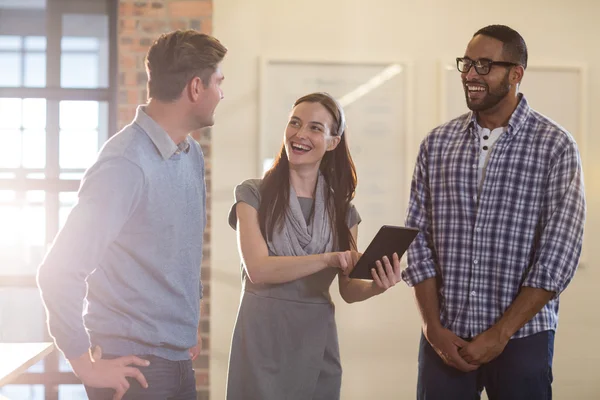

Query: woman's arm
[338,225,402,303]
[236,202,352,284]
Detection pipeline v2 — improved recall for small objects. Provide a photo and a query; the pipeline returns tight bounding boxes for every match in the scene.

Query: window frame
[0,0,118,398]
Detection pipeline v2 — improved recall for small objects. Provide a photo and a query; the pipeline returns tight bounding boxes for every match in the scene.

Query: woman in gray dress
[227,92,402,400]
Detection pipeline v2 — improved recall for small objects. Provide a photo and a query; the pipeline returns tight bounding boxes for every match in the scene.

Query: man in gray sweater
[37,30,227,400]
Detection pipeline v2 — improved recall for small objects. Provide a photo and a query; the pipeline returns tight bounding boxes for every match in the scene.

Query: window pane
[61,13,109,88]
[25,35,46,50]
[0,288,46,342]
[0,35,21,50]
[59,384,87,399]
[58,172,85,180]
[0,53,22,87]
[61,53,99,88]
[58,353,73,373]
[0,192,46,275]
[27,359,44,373]
[0,202,19,246]
[59,192,77,230]
[0,130,21,168]
[59,101,98,130]
[0,384,44,400]
[0,4,47,61]
[25,189,44,203]
[24,53,46,87]
[0,0,46,10]
[0,190,15,202]
[0,98,22,128]
[22,129,46,168]
[60,130,99,169]
[59,101,103,171]
[61,37,99,51]
[0,99,45,169]
[23,98,46,129]
[24,192,46,250]
[26,172,46,179]
[98,101,109,144]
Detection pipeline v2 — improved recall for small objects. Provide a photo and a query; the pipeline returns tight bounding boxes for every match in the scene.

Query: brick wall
[117,1,213,399]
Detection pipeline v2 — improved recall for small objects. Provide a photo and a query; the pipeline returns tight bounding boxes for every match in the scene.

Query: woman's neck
[289,164,319,198]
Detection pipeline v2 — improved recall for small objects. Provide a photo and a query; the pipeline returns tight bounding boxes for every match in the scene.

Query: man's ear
[511,65,524,85]
[187,76,204,102]
[327,136,341,151]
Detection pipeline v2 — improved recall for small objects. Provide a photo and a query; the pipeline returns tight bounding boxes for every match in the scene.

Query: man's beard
[464,71,511,112]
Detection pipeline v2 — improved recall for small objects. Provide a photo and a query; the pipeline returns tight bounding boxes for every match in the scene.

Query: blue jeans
[85,354,196,400]
[417,330,554,400]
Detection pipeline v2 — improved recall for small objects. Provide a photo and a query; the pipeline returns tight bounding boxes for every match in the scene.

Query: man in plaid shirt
[403,25,586,400]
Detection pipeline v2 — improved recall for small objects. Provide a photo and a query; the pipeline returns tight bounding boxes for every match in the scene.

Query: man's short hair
[145,30,227,102]
[474,25,528,69]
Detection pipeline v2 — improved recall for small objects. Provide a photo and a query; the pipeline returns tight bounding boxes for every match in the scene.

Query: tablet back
[349,225,419,280]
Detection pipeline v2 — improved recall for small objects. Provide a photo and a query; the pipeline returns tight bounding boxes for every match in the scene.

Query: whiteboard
[260,59,413,251]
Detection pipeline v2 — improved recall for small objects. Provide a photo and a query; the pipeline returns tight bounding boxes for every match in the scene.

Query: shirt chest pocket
[487,157,547,215]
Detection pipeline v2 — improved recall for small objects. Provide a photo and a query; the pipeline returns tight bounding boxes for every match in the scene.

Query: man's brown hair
[145,30,227,102]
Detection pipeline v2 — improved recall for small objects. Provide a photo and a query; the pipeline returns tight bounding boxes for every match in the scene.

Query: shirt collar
[462,93,531,137]
[475,122,506,137]
[134,105,190,160]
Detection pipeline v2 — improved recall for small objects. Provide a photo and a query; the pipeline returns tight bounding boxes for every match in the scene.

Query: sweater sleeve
[37,157,145,359]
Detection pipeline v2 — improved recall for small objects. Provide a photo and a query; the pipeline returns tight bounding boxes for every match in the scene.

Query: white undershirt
[477,123,506,195]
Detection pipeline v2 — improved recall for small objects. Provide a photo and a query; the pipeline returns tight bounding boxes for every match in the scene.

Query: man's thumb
[91,345,102,361]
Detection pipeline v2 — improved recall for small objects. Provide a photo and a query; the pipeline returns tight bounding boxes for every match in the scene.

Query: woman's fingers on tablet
[383,254,400,285]
[370,254,402,291]
[376,260,391,288]
[392,252,401,279]
[371,266,383,287]
[383,256,394,278]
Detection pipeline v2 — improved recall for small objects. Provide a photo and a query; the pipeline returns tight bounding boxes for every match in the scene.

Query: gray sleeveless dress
[226,179,360,400]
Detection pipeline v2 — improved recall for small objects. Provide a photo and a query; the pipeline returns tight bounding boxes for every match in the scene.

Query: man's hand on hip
[70,346,149,400]
[189,335,203,361]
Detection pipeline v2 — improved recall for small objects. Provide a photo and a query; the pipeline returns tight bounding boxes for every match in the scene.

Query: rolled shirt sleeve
[403,140,438,287]
[522,141,586,296]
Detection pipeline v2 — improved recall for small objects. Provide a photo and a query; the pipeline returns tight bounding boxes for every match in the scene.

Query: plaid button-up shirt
[403,95,586,339]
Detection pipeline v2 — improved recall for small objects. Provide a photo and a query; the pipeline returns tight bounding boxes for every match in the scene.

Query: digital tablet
[349,225,419,280]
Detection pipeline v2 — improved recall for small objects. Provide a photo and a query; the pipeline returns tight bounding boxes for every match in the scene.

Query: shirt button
[483,135,489,140]
[475,227,481,233]
[482,146,489,151]
[472,164,477,168]
[470,291,477,296]
[473,259,478,265]
[472,195,477,201]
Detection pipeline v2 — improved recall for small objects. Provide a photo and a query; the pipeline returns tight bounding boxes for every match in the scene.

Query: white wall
[211,1,600,398]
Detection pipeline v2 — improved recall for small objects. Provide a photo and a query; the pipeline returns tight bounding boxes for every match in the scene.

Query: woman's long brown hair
[257,92,357,251]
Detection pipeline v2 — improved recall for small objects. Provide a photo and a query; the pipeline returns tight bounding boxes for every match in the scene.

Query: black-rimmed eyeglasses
[456,57,519,75]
